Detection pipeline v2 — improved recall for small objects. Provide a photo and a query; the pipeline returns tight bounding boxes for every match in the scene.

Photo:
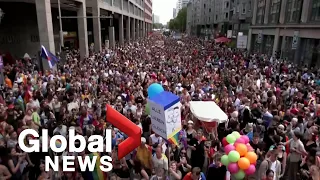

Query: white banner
[227,30,232,38]
[237,35,248,49]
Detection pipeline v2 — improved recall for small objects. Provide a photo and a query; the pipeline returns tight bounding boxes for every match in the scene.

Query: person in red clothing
[183,167,206,180]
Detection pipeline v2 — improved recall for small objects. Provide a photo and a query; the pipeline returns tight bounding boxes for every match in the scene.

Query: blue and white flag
[40,45,59,68]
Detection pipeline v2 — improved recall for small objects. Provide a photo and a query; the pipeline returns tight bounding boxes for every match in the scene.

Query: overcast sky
[152,0,177,24]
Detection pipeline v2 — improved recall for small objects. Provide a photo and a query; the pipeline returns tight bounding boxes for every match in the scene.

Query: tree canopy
[153,23,164,29]
[168,7,187,32]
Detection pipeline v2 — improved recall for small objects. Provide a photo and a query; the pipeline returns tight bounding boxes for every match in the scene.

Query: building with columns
[248,0,320,67]
[0,0,153,60]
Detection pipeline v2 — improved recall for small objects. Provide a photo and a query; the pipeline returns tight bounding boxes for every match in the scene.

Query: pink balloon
[246,143,254,152]
[234,137,245,147]
[241,135,250,144]
[228,162,239,174]
[244,164,256,175]
[225,144,236,154]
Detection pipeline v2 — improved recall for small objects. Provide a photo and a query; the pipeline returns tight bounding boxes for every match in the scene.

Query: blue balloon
[148,83,164,98]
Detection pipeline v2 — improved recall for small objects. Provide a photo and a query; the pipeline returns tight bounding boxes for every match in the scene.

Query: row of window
[144,4,152,14]
[201,2,251,22]
[133,6,144,17]
[146,0,152,6]
[256,0,320,24]
[145,13,152,21]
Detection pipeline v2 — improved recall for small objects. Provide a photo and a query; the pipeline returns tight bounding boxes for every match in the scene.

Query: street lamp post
[58,0,64,53]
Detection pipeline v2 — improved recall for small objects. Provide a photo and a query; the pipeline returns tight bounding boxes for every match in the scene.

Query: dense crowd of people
[0,32,319,180]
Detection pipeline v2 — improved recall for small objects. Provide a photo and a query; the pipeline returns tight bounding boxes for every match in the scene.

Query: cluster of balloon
[221,131,258,180]
[145,83,164,115]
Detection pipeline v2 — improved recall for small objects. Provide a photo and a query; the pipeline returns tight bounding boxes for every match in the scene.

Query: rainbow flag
[168,131,180,146]
[87,152,107,180]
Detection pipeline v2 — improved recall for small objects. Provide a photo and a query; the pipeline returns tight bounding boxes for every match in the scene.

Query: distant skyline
[152,0,177,24]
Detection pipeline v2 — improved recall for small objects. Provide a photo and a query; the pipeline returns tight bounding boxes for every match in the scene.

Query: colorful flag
[87,152,107,180]
[40,45,59,68]
[168,131,180,146]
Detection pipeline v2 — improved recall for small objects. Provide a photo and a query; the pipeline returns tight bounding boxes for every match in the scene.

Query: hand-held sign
[105,104,141,159]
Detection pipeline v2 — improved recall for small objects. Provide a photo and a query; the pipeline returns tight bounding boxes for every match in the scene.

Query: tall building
[186,0,252,38]
[186,0,215,37]
[0,0,152,61]
[173,8,177,18]
[145,0,153,28]
[176,0,190,12]
[152,14,160,24]
[213,0,233,35]
[248,0,320,66]
[229,0,253,37]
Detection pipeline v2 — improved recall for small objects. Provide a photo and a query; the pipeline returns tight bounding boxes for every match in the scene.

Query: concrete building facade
[173,8,177,19]
[187,0,215,37]
[0,0,152,60]
[176,0,189,13]
[152,14,160,24]
[230,0,253,36]
[186,0,253,38]
[248,0,320,66]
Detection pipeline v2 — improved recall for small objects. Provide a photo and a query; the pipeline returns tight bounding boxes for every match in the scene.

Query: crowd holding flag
[40,45,59,69]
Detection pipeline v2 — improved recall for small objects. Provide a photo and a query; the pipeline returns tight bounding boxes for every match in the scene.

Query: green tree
[168,19,177,30]
[168,7,187,32]
[153,23,164,29]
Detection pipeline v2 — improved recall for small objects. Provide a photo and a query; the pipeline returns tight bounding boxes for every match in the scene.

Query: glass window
[310,0,320,21]
[242,3,246,14]
[285,0,292,22]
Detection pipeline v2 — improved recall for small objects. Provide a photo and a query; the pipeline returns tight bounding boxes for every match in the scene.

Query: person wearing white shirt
[256,79,261,89]
[152,147,168,171]
[67,99,79,113]
[123,101,137,115]
[234,98,241,109]
[149,134,163,147]
[53,122,67,138]
[290,86,298,96]
[175,83,184,93]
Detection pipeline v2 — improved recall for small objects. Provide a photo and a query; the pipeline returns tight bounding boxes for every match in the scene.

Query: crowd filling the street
[0,32,320,180]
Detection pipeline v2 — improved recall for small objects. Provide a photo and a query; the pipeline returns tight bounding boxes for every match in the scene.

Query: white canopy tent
[189,101,228,137]
[190,101,228,123]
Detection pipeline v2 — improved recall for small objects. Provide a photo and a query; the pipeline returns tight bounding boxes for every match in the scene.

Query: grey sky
[152,0,177,24]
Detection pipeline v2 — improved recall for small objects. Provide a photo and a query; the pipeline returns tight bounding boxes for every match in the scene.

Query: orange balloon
[236,143,248,156]
[238,157,250,170]
[245,151,258,164]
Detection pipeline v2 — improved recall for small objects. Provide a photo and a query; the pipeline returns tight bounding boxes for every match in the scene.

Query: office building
[230,0,253,37]
[152,14,160,24]
[248,0,320,66]
[186,0,252,38]
[176,0,189,12]
[173,8,177,18]
[187,0,215,37]
[0,0,152,60]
